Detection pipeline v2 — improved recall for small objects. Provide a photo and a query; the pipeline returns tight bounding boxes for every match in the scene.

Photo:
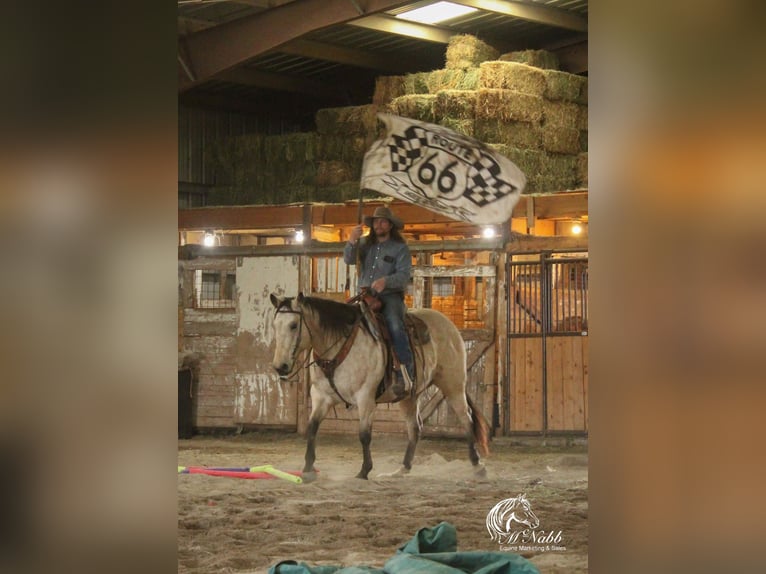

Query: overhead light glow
[571,222,582,235]
[481,226,496,239]
[294,229,305,243]
[396,1,478,25]
[203,231,216,247]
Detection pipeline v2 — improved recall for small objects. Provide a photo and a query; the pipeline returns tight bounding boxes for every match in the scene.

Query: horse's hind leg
[443,390,487,477]
[302,392,331,483]
[397,397,420,475]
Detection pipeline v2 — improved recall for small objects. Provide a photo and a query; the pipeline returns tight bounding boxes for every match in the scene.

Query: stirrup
[400,365,414,393]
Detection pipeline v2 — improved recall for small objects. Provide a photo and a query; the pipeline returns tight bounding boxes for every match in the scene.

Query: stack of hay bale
[207,34,587,205]
[376,35,588,193]
[208,132,318,205]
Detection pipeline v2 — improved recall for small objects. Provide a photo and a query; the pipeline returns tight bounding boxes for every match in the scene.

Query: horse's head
[507,493,539,529]
[270,292,311,379]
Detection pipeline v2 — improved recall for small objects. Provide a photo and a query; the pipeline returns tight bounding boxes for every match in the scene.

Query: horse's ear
[270,293,281,309]
[297,292,305,304]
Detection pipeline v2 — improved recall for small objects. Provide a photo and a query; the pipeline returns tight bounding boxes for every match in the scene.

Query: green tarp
[269,522,540,574]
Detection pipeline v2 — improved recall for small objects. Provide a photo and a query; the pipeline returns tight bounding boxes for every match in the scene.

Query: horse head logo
[486,493,540,543]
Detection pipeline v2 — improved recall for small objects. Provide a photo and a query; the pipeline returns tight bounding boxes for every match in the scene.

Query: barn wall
[233,256,300,427]
[179,257,238,429]
[179,242,588,437]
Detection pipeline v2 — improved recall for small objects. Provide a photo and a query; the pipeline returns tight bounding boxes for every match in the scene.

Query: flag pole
[344,186,364,296]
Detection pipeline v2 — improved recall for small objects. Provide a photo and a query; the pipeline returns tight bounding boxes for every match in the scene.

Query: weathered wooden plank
[525,339,544,431]
[560,337,575,429]
[466,337,494,372]
[183,321,237,337]
[546,337,564,430]
[179,257,237,271]
[413,265,496,277]
[568,337,586,430]
[582,336,589,431]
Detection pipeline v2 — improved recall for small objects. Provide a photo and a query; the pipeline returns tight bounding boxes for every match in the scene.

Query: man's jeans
[379,292,414,379]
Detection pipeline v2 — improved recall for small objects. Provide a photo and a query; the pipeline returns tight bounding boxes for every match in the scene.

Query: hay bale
[479,61,546,96]
[265,132,317,162]
[446,35,499,69]
[439,118,475,138]
[475,118,542,149]
[274,184,316,204]
[317,135,344,161]
[402,72,430,94]
[579,130,588,152]
[499,49,560,70]
[316,161,355,186]
[488,144,544,177]
[390,94,437,123]
[576,104,588,131]
[539,153,578,180]
[576,76,588,104]
[373,75,406,105]
[527,175,577,193]
[543,101,580,129]
[314,181,361,203]
[434,90,476,120]
[542,125,581,154]
[425,68,481,93]
[476,88,544,123]
[576,152,588,187]
[543,70,587,102]
[315,105,378,136]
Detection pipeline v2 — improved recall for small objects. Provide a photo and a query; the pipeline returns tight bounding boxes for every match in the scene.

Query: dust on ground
[178,431,588,573]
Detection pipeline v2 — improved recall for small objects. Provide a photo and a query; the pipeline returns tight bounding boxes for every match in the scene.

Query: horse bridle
[274,302,360,407]
[273,306,308,381]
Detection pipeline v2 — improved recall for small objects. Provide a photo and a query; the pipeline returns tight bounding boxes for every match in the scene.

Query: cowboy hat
[363,206,403,230]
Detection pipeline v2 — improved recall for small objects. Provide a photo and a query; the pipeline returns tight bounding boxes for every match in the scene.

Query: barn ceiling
[178,0,588,117]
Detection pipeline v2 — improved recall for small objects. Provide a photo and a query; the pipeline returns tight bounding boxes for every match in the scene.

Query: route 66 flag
[361,113,526,224]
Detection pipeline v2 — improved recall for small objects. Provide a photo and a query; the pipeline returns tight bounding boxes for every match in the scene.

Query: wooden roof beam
[279,38,430,73]
[178,192,588,231]
[347,14,454,43]
[451,0,587,33]
[179,0,415,91]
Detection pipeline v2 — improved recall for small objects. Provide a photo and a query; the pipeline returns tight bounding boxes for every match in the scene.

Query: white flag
[361,113,526,224]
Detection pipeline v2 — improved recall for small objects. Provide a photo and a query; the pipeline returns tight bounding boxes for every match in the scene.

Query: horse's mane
[301,296,361,338]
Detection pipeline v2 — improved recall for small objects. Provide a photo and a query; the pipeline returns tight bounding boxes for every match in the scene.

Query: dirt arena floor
[178,431,588,573]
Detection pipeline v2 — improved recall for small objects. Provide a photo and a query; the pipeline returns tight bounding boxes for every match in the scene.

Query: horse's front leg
[355,398,376,479]
[302,390,331,483]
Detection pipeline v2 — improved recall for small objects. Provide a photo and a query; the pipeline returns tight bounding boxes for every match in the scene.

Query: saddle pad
[405,313,430,345]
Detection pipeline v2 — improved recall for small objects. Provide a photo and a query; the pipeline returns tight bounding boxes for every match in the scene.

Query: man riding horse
[344,206,413,399]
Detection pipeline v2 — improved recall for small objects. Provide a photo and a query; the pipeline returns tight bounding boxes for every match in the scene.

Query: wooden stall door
[545,336,588,431]
[234,256,300,427]
[507,253,589,434]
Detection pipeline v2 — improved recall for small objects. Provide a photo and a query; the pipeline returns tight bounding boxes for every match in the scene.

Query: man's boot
[391,369,406,398]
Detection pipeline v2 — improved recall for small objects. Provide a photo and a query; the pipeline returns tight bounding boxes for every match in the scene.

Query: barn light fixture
[203,230,216,247]
[571,220,583,235]
[294,229,305,243]
[396,1,478,24]
[481,226,496,239]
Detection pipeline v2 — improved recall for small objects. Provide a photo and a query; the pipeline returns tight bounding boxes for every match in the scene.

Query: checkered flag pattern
[387,125,428,171]
[465,153,517,206]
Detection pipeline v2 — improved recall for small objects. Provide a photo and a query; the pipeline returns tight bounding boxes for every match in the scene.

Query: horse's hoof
[354,472,369,480]
[377,466,410,478]
[474,464,488,478]
[301,470,318,483]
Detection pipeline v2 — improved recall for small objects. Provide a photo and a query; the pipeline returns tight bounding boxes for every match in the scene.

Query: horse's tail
[466,393,491,457]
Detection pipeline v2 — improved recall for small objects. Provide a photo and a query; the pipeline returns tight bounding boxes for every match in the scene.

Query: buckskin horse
[270,292,490,482]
